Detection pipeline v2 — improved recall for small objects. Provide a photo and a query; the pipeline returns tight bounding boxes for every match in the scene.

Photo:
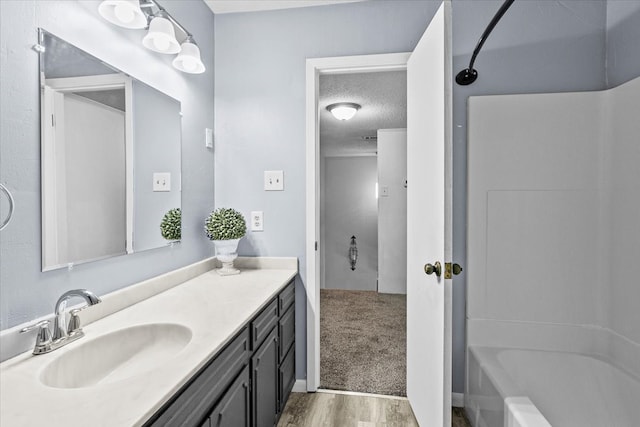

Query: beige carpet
[320,289,407,396]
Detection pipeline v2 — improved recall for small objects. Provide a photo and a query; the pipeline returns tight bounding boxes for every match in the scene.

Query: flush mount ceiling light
[98,0,147,29]
[172,36,205,74]
[98,0,205,75]
[142,12,181,54]
[327,102,361,121]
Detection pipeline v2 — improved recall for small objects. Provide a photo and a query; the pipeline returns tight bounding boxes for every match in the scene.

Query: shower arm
[455,0,516,86]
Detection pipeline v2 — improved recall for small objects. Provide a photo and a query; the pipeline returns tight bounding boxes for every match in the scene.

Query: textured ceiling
[205,0,365,14]
[319,71,407,157]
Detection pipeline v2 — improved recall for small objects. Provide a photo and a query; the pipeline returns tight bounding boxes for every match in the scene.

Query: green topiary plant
[160,208,181,240]
[205,208,246,241]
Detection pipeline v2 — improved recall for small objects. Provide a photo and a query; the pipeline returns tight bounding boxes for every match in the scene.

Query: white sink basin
[40,323,192,389]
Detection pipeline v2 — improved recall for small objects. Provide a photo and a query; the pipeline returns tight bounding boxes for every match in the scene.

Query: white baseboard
[292,379,307,393]
[452,392,464,408]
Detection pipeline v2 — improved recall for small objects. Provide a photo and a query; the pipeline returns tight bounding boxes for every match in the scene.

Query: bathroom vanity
[146,279,296,427]
[0,257,298,427]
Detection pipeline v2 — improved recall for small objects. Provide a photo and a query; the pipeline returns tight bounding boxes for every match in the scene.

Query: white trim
[124,77,134,254]
[452,392,464,408]
[45,74,129,92]
[318,389,409,401]
[305,52,411,392]
[322,152,377,158]
[292,379,308,393]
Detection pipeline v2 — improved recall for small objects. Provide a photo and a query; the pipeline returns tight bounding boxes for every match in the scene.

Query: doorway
[318,71,408,396]
[306,4,453,425]
[305,53,411,395]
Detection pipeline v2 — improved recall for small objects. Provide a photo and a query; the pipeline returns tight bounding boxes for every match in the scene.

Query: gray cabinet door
[209,365,250,427]
[278,345,295,414]
[251,326,279,427]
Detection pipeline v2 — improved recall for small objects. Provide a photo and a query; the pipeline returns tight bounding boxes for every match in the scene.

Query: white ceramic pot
[212,238,241,275]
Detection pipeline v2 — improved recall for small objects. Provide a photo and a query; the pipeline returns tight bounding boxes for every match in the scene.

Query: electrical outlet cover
[251,211,264,231]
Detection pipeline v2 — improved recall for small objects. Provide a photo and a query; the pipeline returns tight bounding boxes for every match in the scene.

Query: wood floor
[278,392,471,427]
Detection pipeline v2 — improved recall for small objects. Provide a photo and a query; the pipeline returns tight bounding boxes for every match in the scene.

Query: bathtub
[466,346,640,427]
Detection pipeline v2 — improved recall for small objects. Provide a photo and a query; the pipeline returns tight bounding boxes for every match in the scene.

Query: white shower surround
[466,76,640,426]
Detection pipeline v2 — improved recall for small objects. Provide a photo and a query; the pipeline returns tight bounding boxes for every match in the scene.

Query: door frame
[305,52,411,392]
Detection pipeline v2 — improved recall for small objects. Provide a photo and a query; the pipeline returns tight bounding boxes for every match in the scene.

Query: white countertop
[0,260,297,426]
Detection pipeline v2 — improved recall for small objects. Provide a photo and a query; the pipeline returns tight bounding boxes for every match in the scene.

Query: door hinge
[315,241,318,251]
[444,262,463,279]
[51,114,55,127]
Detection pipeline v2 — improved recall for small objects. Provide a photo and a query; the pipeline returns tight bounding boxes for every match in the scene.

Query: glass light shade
[142,16,181,54]
[98,0,147,29]
[172,41,206,74]
[327,102,361,121]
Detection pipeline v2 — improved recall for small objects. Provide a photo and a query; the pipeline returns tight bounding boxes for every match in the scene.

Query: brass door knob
[424,261,442,277]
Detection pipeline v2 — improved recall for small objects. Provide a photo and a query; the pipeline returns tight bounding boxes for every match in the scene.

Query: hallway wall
[322,156,378,291]
[377,129,407,295]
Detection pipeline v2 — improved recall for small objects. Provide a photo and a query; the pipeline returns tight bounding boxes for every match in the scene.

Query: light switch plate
[251,211,264,231]
[153,173,171,192]
[264,170,284,191]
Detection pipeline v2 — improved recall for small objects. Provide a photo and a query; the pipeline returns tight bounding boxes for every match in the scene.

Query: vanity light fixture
[327,102,361,121]
[98,0,206,74]
[172,36,206,74]
[142,12,181,54]
[98,0,147,29]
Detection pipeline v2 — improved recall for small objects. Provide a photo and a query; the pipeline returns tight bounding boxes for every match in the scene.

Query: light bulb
[181,57,197,72]
[332,106,356,120]
[153,36,170,52]
[327,103,361,121]
[114,4,134,23]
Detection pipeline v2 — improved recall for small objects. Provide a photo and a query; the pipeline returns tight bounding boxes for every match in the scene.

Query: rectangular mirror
[39,29,182,271]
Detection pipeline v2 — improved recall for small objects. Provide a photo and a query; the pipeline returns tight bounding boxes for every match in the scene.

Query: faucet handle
[20,320,52,349]
[20,319,50,333]
[67,309,82,335]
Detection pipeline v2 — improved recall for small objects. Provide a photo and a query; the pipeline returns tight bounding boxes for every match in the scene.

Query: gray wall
[0,0,214,330]
[132,80,182,252]
[215,0,616,393]
[323,156,378,291]
[213,0,440,383]
[606,0,640,87]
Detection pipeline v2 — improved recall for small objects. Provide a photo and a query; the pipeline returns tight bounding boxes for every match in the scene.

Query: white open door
[406,1,453,426]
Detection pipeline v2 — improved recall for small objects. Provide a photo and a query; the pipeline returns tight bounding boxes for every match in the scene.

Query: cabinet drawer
[251,298,278,350]
[278,281,295,315]
[278,305,295,363]
[146,328,250,427]
[278,345,295,414]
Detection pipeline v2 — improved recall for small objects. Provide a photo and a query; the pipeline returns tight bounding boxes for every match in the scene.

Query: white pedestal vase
[212,238,241,275]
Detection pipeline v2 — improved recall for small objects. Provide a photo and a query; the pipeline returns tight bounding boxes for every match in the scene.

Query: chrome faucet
[53,289,101,341]
[20,289,101,355]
